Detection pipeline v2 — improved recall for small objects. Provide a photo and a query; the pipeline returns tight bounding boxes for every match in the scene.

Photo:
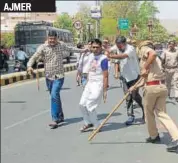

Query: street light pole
[148,19,153,40]
[95,0,98,38]
[87,23,92,42]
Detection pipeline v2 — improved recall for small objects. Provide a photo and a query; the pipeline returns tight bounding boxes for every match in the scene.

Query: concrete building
[1,13,58,33]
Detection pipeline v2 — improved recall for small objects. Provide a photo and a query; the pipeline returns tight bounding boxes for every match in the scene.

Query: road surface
[1,66,178,163]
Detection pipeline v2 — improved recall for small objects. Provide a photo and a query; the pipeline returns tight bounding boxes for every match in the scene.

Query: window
[31,30,46,37]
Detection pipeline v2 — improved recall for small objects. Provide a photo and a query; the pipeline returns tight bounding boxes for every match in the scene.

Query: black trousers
[124,76,144,117]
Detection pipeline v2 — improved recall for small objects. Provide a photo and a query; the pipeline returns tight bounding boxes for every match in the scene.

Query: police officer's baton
[88,77,143,141]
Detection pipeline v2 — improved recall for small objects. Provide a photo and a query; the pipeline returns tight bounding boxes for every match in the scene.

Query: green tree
[101,1,140,38]
[175,37,178,42]
[53,13,76,38]
[74,3,96,42]
[100,18,117,37]
[1,32,15,48]
[54,13,73,30]
[101,1,169,42]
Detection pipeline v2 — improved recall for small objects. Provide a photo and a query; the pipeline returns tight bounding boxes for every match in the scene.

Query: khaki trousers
[143,84,178,141]
[165,68,178,98]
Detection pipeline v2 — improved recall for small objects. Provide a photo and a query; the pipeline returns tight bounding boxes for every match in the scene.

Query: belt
[146,80,165,86]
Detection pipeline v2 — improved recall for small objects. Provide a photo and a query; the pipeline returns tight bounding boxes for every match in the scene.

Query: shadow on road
[98,112,122,120]
[90,141,145,145]
[96,117,145,133]
[2,101,26,104]
[57,112,122,128]
[90,133,169,145]
[61,87,71,90]
[108,86,122,91]
[166,100,176,105]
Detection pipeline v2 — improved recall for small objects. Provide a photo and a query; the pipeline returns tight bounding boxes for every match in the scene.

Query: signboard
[73,20,82,30]
[91,12,102,19]
[118,19,129,30]
[90,5,102,19]
[90,6,101,13]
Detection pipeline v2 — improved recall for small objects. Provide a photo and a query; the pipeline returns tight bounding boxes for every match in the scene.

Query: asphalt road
[1,66,178,163]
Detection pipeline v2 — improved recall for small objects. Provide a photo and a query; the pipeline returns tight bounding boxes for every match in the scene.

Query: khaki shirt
[139,46,165,82]
[163,49,178,69]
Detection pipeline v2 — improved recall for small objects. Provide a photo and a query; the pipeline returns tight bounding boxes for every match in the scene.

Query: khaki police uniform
[163,49,178,98]
[139,42,178,140]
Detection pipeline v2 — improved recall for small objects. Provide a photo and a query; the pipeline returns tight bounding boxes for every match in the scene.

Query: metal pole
[95,0,98,38]
[88,24,91,41]
[98,0,100,39]
[95,20,98,38]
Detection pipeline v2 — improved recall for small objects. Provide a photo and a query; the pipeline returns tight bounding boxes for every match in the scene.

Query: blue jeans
[46,78,64,121]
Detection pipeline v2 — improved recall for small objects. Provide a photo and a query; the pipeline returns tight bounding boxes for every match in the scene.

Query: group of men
[26,30,178,153]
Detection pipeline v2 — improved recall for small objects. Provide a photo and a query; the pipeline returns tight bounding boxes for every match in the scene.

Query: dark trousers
[125,76,144,117]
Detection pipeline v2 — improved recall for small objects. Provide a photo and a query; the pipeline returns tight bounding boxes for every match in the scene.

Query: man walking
[27,31,87,128]
[79,39,108,132]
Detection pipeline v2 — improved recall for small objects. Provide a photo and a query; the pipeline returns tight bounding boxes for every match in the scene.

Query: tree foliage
[74,3,96,42]
[53,13,74,33]
[100,1,169,42]
[1,32,15,48]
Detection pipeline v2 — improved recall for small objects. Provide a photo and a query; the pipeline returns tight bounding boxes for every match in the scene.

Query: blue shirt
[16,50,28,60]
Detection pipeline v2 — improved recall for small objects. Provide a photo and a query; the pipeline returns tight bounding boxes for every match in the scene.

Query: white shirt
[110,44,140,82]
[78,52,91,73]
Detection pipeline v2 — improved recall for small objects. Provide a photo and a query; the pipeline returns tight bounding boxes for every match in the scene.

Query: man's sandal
[80,124,93,132]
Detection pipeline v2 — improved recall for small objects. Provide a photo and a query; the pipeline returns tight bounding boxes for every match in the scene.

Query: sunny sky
[55,1,178,19]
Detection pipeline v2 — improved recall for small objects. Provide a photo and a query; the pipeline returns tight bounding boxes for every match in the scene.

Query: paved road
[1,66,178,163]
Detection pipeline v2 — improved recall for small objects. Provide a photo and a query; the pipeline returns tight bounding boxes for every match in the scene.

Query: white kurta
[79,53,107,112]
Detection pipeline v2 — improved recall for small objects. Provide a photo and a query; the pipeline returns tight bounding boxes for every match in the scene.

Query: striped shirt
[27,42,84,80]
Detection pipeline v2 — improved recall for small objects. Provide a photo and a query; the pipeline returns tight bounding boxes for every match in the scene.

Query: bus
[14,21,74,63]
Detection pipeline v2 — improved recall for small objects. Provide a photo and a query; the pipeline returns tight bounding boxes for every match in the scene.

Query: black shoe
[175,98,178,103]
[167,140,178,152]
[146,135,161,143]
[56,119,64,124]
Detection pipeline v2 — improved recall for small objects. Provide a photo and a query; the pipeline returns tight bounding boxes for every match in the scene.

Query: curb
[0,64,77,86]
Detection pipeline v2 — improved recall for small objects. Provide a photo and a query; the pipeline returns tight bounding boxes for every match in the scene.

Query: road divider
[0,64,77,86]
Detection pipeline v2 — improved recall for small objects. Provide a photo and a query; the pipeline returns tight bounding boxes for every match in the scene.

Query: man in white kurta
[79,39,109,132]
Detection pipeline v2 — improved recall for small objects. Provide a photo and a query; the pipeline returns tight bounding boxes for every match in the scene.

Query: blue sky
[56,1,178,19]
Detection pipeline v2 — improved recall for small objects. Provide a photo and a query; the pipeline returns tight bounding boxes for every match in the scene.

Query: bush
[1,32,15,48]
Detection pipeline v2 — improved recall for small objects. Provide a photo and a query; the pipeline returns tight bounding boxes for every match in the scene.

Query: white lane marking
[4,109,49,130]
[1,70,76,90]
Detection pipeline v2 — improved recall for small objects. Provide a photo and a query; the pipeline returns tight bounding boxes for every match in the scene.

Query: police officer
[162,40,178,101]
[130,40,178,152]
